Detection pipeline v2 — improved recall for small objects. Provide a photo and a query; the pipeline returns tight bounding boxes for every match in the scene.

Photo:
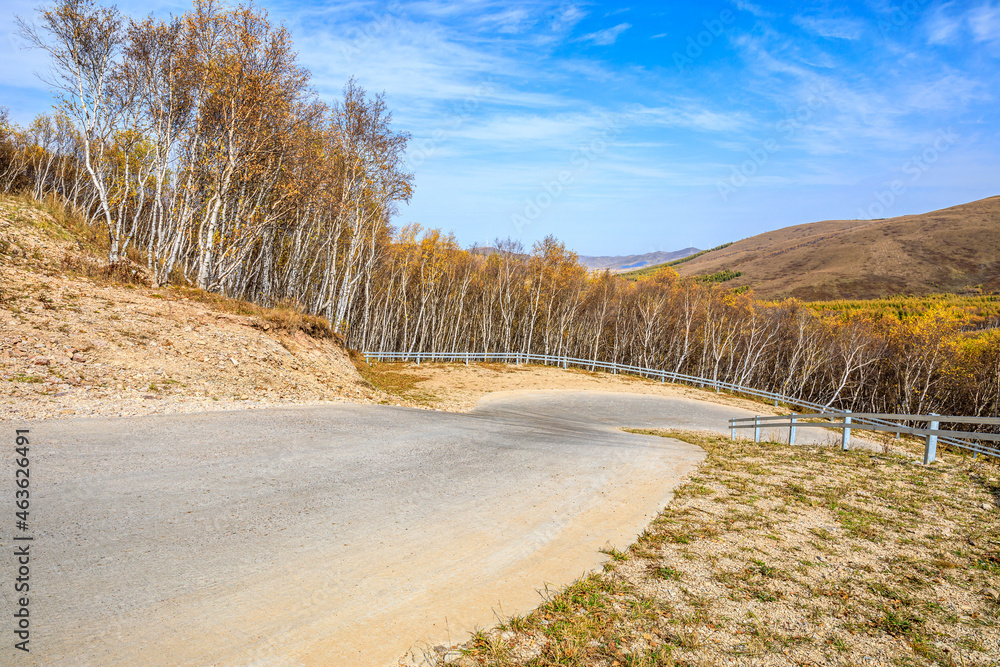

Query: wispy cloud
[476,7,537,34]
[632,105,749,133]
[448,112,612,145]
[577,22,632,45]
[733,1,771,18]
[551,4,587,31]
[969,2,1000,43]
[923,2,1000,46]
[792,14,866,40]
[924,6,964,44]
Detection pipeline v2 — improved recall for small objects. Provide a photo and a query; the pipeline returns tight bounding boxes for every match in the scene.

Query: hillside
[0,196,382,421]
[637,197,1000,300]
[579,247,701,272]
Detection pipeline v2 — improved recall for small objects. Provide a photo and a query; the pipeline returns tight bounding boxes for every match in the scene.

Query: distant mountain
[635,196,1000,300]
[578,247,701,272]
[469,245,528,260]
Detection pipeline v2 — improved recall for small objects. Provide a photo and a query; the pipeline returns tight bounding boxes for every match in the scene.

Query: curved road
[7,391,818,665]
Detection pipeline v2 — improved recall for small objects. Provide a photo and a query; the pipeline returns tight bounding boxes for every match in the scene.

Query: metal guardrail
[729,412,1000,464]
[363,350,1000,462]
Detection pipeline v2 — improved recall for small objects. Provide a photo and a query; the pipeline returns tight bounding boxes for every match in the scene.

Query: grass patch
[347,351,438,405]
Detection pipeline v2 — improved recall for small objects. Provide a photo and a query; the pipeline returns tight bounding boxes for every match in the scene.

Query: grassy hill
[578,247,701,272]
[626,197,1000,300]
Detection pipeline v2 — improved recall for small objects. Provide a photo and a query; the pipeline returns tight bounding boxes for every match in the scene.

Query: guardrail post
[416,354,420,365]
[754,416,761,443]
[789,412,797,445]
[364,354,369,365]
[923,414,939,465]
[731,420,736,440]
[841,410,851,451]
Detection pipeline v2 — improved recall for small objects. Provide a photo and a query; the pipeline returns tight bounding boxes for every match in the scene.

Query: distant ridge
[579,247,701,272]
[469,245,528,260]
[629,197,1000,300]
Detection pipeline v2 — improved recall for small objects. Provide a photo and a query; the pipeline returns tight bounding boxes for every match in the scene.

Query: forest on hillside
[2,0,999,422]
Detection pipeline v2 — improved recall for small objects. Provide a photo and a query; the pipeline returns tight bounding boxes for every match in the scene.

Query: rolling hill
[632,197,1000,300]
[579,247,701,272]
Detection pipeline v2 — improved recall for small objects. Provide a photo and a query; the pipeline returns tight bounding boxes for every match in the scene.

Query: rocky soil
[0,197,380,422]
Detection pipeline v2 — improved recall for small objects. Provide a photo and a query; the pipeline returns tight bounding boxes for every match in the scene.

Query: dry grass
[671,196,1000,300]
[1,194,341,342]
[177,289,340,341]
[348,353,440,406]
[6,192,98,247]
[439,431,1000,666]
[1,195,377,420]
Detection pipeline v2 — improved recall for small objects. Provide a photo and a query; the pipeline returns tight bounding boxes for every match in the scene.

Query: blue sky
[3,0,999,255]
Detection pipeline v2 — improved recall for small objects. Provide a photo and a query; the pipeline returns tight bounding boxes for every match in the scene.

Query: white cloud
[968,2,1000,43]
[476,7,537,34]
[551,4,587,31]
[577,22,632,46]
[792,15,866,40]
[448,112,612,145]
[733,1,770,18]
[924,6,963,44]
[922,2,1000,46]
[630,105,749,133]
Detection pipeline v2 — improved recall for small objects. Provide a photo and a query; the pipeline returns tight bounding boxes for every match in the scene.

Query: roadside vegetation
[347,354,440,407]
[440,431,1000,666]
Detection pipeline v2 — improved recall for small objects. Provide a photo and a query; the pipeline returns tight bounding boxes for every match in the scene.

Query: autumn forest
[2,0,999,422]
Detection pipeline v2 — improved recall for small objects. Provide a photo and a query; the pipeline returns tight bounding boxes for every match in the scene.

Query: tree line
[354,231,999,420]
[2,0,998,423]
[8,0,412,328]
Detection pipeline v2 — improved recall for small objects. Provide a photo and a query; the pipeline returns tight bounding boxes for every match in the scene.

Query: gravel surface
[0,391,782,666]
[0,196,377,422]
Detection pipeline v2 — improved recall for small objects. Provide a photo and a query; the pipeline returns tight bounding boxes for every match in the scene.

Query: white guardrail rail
[729,413,1000,465]
[362,350,1000,463]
